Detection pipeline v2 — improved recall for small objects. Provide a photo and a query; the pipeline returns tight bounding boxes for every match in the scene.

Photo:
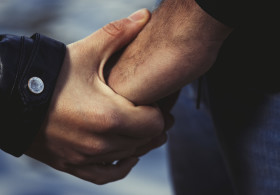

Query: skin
[24,0,232,185]
[107,0,233,105]
[25,9,166,185]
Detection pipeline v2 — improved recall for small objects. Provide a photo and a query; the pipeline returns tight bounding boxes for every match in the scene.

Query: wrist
[152,0,232,44]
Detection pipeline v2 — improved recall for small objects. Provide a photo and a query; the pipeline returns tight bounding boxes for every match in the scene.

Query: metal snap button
[28,77,44,94]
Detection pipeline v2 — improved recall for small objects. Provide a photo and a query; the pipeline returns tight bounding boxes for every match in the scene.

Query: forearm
[107,0,232,105]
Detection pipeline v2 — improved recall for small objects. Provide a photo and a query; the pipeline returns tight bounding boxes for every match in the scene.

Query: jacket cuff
[195,0,243,28]
[0,33,66,157]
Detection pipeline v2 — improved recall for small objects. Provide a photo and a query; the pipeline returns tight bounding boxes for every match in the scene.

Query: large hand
[25,9,165,185]
[107,0,233,105]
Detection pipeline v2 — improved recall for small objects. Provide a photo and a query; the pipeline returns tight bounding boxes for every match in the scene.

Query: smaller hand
[25,9,166,185]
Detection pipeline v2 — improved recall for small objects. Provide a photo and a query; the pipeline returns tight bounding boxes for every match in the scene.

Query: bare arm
[107,0,233,105]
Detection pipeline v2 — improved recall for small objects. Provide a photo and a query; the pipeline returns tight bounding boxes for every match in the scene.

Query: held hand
[25,9,166,185]
[107,0,232,105]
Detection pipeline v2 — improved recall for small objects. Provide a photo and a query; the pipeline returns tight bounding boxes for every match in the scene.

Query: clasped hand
[25,9,166,185]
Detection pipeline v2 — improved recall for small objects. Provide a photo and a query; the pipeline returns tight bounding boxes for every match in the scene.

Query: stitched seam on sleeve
[19,34,40,105]
[11,36,25,95]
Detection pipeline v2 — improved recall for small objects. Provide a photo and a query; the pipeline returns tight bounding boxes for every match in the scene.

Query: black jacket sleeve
[195,0,246,28]
[0,33,66,157]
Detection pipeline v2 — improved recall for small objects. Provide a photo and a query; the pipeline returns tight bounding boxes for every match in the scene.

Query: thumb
[90,9,150,62]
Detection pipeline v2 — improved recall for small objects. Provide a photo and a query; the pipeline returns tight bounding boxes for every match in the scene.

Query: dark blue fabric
[158,0,280,194]
[168,84,234,195]
[169,80,280,194]
[206,76,280,194]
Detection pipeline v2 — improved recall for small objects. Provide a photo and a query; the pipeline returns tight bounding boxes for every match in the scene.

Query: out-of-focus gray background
[0,1,173,195]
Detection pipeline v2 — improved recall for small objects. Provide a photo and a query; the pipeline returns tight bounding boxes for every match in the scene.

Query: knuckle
[151,111,165,135]
[69,154,87,165]
[102,110,122,131]
[91,109,121,133]
[109,111,122,129]
[136,106,165,137]
[102,20,126,37]
[144,117,164,137]
[81,138,108,156]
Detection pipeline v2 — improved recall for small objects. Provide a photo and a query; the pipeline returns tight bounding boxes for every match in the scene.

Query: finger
[90,9,150,61]
[134,133,168,157]
[157,90,181,113]
[86,150,135,164]
[117,104,165,138]
[72,136,151,164]
[67,157,139,185]
[156,91,180,131]
[164,113,175,131]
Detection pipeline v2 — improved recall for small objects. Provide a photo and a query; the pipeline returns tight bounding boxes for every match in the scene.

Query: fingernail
[129,9,148,21]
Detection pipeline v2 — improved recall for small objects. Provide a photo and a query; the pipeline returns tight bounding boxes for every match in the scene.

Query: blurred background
[0,0,174,195]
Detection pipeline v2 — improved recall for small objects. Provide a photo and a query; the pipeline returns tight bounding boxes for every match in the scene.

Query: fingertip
[128,8,151,23]
[164,113,175,131]
[130,157,140,166]
[135,133,168,157]
[118,157,139,167]
[112,157,139,180]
